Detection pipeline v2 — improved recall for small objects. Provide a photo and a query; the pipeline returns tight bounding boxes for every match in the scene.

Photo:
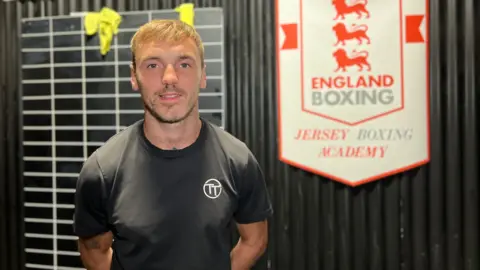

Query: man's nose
[162,65,178,85]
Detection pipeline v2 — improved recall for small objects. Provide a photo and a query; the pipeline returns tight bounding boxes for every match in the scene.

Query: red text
[294,129,349,140]
[311,74,395,90]
[318,145,388,158]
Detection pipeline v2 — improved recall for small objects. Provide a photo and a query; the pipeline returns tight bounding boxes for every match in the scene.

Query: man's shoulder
[86,120,142,173]
[205,121,253,168]
[96,121,140,155]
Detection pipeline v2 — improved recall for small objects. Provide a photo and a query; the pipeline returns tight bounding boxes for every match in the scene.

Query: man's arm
[78,232,113,270]
[230,220,269,270]
[73,152,112,270]
[232,148,273,269]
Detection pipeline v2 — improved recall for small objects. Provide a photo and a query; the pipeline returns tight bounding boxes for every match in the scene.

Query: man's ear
[130,63,139,91]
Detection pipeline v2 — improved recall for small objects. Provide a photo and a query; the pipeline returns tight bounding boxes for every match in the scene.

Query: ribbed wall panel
[0,2,23,270]
[0,0,478,269]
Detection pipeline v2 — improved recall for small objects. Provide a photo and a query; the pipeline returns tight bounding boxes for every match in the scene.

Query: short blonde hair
[130,19,205,67]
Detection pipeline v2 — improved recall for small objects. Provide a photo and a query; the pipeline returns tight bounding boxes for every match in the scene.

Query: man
[73,19,273,270]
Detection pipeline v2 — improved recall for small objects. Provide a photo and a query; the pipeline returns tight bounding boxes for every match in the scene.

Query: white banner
[276,0,429,186]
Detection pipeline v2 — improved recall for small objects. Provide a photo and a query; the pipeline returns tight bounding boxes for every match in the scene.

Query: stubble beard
[144,98,196,124]
[137,78,197,124]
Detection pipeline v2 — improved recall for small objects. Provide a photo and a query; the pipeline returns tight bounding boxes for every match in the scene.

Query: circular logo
[203,179,222,199]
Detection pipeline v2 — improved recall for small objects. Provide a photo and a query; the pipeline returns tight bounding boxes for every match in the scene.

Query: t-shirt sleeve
[73,152,110,238]
[233,149,273,224]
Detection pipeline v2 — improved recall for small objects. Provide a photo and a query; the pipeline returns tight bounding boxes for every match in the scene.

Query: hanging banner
[276,0,429,186]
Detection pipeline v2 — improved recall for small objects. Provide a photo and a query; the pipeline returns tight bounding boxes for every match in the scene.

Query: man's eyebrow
[139,54,196,63]
[140,56,162,62]
[178,54,195,61]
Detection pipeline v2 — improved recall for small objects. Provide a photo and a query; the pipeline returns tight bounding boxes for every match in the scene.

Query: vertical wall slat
[240,0,249,144]
[255,0,266,170]
[412,169,429,270]
[233,0,242,137]
[248,0,258,157]
[384,178,400,270]
[290,170,305,270]
[322,182,335,270]
[368,184,384,270]
[0,2,8,269]
[352,189,367,270]
[0,1,23,270]
[336,187,352,270]
[265,0,281,268]
[278,165,291,270]
[224,0,235,135]
[6,3,22,269]
[251,3,267,260]
[305,176,320,270]
[399,174,412,270]
[445,0,462,269]
[428,0,446,268]
[461,0,479,269]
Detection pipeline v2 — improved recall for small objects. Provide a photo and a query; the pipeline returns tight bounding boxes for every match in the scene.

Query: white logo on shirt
[203,178,222,199]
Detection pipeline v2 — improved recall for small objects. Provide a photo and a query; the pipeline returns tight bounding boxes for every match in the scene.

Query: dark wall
[0,2,24,270]
[0,0,479,270]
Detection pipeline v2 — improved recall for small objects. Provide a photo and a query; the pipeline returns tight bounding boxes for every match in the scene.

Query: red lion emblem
[333,48,371,72]
[333,22,370,46]
[333,0,370,20]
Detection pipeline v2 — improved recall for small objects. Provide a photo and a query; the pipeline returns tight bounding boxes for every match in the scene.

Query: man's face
[130,38,206,124]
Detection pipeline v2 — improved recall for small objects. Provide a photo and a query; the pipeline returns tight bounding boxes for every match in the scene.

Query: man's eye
[180,63,190,68]
[147,64,158,69]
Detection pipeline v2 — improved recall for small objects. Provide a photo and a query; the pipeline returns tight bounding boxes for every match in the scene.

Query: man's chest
[106,155,238,244]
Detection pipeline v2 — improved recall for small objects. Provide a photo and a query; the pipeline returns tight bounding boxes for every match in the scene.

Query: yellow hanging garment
[175,3,195,27]
[84,7,122,56]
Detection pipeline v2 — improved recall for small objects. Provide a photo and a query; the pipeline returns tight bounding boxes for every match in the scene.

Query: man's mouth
[159,93,181,100]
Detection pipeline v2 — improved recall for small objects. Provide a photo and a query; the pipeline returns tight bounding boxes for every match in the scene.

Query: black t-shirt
[73,118,273,270]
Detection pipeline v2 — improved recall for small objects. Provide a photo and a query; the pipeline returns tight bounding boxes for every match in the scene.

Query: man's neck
[143,113,202,150]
